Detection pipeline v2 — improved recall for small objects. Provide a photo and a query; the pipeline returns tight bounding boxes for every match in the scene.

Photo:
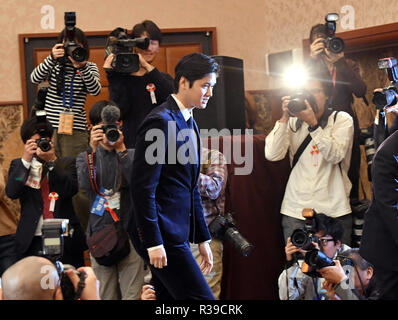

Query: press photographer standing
[307,18,367,201]
[76,101,146,300]
[265,66,354,245]
[104,20,174,148]
[5,117,86,267]
[30,13,101,159]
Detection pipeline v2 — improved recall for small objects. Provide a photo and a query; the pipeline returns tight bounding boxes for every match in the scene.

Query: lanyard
[62,70,77,109]
[329,65,336,88]
[85,151,122,197]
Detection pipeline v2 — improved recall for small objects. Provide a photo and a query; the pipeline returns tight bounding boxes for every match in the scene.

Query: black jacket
[107,68,174,148]
[6,157,86,257]
[360,130,398,270]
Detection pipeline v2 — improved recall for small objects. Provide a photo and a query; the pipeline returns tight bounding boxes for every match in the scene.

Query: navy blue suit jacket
[130,95,211,255]
[360,130,398,271]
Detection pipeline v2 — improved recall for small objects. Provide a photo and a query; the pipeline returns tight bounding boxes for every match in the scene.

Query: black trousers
[145,242,215,300]
[0,234,17,276]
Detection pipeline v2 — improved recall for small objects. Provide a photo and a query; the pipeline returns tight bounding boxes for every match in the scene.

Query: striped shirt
[31,54,101,131]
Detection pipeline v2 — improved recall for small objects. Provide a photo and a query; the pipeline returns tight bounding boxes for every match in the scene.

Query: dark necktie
[41,175,54,219]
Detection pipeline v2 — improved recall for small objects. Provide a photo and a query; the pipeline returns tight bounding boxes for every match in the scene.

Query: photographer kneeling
[318,248,379,300]
[278,212,350,300]
[0,256,100,300]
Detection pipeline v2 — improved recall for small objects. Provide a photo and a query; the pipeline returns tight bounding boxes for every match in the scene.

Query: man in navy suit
[130,53,219,299]
[360,130,398,299]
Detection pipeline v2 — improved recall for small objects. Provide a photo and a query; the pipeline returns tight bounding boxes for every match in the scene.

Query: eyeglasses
[319,238,335,246]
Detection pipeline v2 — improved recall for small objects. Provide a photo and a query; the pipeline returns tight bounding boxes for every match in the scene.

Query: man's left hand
[296,100,318,127]
[198,242,213,275]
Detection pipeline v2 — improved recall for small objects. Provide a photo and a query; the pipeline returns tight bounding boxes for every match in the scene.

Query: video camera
[105,27,150,73]
[40,219,86,300]
[290,208,320,251]
[208,212,254,257]
[63,12,88,63]
[323,13,345,54]
[33,87,52,152]
[287,90,318,116]
[372,57,398,110]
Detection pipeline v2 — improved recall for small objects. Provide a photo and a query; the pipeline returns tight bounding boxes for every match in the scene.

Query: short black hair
[309,24,328,44]
[315,213,344,243]
[89,100,120,125]
[131,20,162,44]
[174,53,219,92]
[20,117,53,144]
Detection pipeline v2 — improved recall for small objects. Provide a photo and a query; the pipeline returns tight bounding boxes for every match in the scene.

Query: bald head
[1,256,60,300]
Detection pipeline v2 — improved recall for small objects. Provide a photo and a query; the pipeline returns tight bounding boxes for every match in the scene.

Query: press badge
[107,192,120,210]
[91,194,106,216]
[58,110,74,135]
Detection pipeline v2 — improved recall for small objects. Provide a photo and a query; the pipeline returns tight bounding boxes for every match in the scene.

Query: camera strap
[86,151,122,197]
[291,109,337,170]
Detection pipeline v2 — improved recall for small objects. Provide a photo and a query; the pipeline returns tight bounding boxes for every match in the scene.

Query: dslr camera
[34,87,52,152]
[323,13,345,54]
[287,90,318,116]
[208,212,254,257]
[290,208,320,251]
[41,219,86,300]
[105,27,150,73]
[372,57,398,110]
[62,12,88,63]
[101,104,121,144]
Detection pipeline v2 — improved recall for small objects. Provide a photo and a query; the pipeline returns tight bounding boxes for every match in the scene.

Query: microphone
[101,105,120,124]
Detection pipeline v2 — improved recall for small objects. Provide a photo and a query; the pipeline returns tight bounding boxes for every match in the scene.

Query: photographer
[0,256,100,300]
[104,20,174,148]
[30,13,101,159]
[318,248,379,300]
[278,213,350,300]
[76,100,146,300]
[5,117,86,267]
[265,66,354,245]
[190,147,228,299]
[307,21,367,201]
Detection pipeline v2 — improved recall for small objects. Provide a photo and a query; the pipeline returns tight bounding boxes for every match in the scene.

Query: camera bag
[85,151,130,266]
[87,207,130,266]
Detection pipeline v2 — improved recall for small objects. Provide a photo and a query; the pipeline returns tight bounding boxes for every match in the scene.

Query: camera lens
[291,229,308,248]
[71,47,88,62]
[287,99,307,115]
[328,37,345,54]
[105,128,120,143]
[37,138,51,152]
[225,228,254,257]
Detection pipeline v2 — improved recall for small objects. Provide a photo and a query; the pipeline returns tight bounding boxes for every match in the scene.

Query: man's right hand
[22,139,38,163]
[310,37,325,59]
[103,53,115,69]
[89,124,104,152]
[65,266,100,300]
[51,43,65,60]
[280,96,291,123]
[149,247,167,269]
[285,237,301,261]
